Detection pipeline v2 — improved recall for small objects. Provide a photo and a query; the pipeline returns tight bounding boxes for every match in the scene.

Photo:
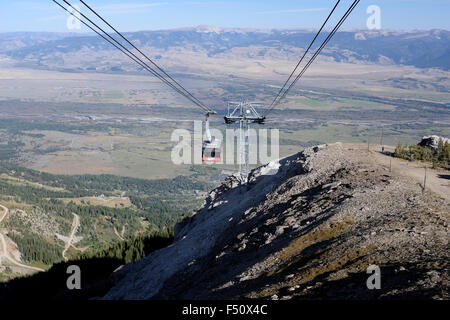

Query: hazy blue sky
[0,0,448,32]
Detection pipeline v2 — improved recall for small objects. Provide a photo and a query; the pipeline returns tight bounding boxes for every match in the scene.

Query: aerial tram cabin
[202,139,221,163]
[53,0,362,181]
[202,115,222,163]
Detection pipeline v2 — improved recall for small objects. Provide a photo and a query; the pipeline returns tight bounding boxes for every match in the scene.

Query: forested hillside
[0,162,212,281]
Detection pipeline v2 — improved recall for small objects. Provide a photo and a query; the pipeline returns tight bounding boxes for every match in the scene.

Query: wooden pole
[423,166,427,193]
[380,127,384,150]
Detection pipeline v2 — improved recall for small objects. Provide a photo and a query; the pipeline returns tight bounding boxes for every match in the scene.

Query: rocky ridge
[104,143,449,300]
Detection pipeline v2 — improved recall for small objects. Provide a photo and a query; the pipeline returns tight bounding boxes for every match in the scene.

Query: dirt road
[62,213,80,261]
[349,144,450,201]
[0,205,45,272]
[0,205,8,224]
[114,226,125,241]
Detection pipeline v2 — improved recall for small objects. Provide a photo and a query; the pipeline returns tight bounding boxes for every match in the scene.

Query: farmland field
[0,58,448,179]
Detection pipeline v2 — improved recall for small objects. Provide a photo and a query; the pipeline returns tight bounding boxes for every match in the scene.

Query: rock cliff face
[104,143,449,300]
[419,135,450,150]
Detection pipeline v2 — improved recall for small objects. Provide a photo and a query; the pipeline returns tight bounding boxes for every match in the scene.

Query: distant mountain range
[1,27,449,71]
[0,32,85,53]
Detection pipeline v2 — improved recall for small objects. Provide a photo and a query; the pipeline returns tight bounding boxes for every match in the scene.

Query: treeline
[0,229,174,300]
[189,165,220,178]
[8,232,63,265]
[0,140,24,161]
[0,117,118,136]
[8,225,173,268]
[0,180,86,203]
[394,139,450,168]
[0,163,208,267]
[39,199,184,231]
[0,162,210,225]
[83,228,174,264]
[0,181,192,266]
[0,162,211,196]
[0,172,203,227]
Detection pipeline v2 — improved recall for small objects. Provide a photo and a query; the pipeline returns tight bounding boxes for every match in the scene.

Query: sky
[0,0,449,33]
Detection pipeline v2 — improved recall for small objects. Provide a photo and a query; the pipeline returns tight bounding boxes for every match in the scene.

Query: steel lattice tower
[225,101,265,184]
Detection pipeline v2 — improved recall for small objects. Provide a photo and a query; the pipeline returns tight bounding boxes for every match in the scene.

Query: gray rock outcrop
[103,143,449,300]
[418,135,449,149]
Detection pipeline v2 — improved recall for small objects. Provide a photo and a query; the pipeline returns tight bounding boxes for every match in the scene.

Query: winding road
[114,227,124,241]
[62,213,80,261]
[0,205,45,272]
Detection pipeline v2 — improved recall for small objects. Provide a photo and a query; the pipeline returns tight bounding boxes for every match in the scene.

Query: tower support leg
[239,119,249,184]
